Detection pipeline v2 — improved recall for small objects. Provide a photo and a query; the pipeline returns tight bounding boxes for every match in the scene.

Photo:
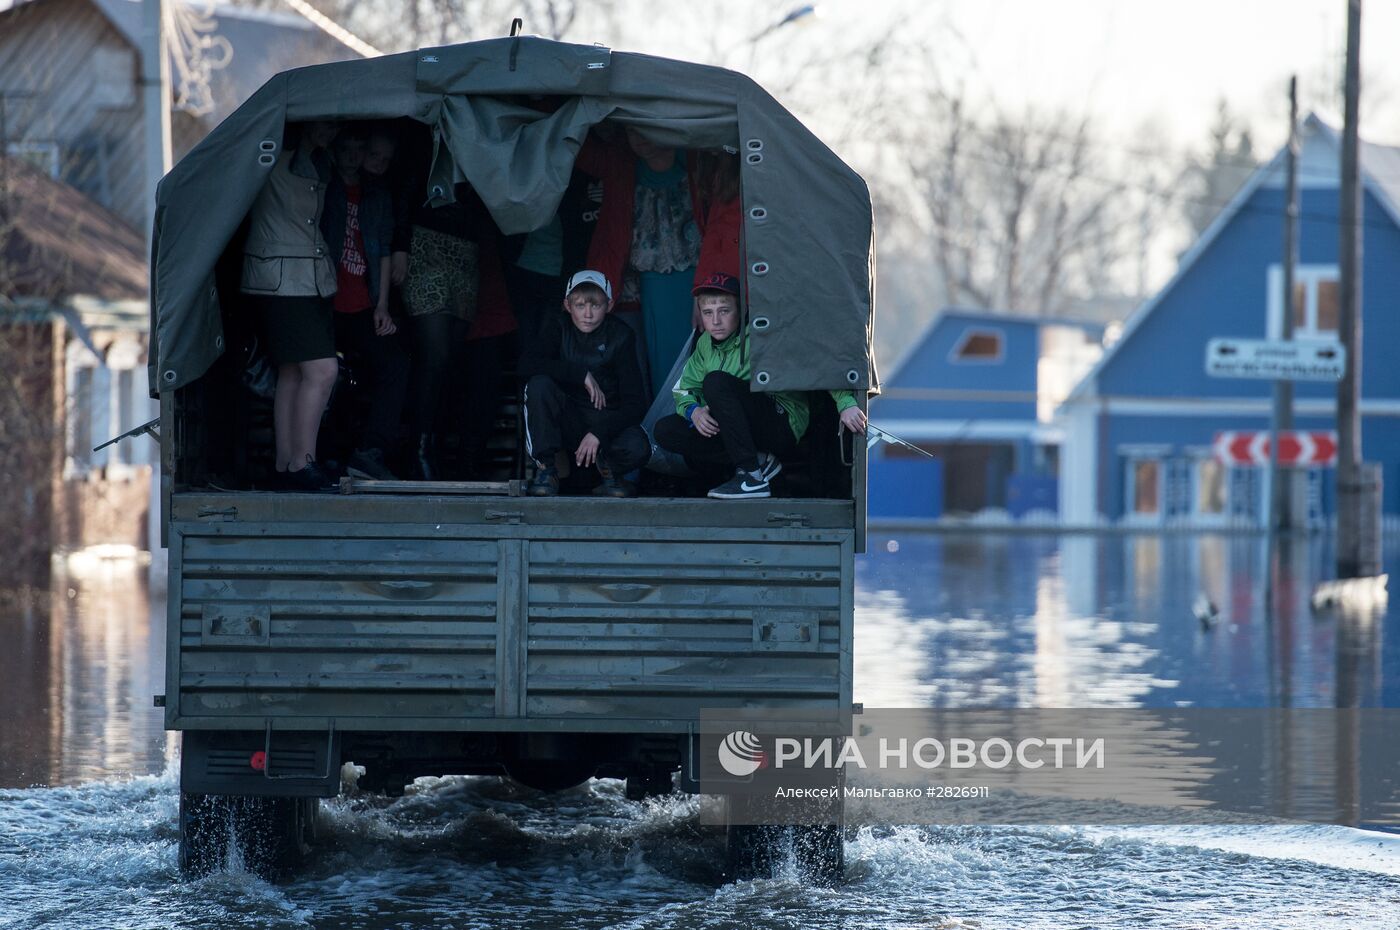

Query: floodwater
[3,534,1399,929]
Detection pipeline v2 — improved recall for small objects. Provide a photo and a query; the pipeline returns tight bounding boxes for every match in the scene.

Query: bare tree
[1181,99,1256,238]
[904,91,1129,317]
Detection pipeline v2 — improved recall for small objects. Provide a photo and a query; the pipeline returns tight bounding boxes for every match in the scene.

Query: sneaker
[347,447,396,481]
[758,452,783,483]
[707,467,770,499]
[592,462,636,498]
[527,461,559,497]
[284,458,336,493]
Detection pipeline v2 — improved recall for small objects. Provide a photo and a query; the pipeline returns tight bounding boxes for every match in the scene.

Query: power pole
[141,0,171,257]
[1336,0,1366,578]
[1269,76,1300,533]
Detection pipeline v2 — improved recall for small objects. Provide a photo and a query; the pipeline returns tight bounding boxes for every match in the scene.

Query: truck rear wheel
[722,784,845,885]
[725,823,844,885]
[178,793,317,880]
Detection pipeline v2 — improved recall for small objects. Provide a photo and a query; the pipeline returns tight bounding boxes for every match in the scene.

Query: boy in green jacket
[653,272,866,499]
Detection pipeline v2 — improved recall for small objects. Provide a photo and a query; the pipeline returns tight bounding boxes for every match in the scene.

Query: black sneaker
[347,447,396,481]
[527,462,559,497]
[592,462,636,498]
[707,467,770,499]
[758,452,783,483]
[285,458,337,493]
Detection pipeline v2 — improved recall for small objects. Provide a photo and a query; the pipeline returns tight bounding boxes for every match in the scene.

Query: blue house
[870,309,1104,519]
[1059,115,1400,527]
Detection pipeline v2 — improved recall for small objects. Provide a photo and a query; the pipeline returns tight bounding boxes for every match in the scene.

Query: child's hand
[373,303,397,336]
[584,372,608,409]
[838,407,867,435]
[575,432,601,467]
[692,406,720,437]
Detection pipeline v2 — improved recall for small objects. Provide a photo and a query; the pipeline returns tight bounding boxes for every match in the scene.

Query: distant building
[869,308,1104,521]
[1,155,151,574]
[0,0,370,572]
[0,0,367,229]
[1059,115,1400,528]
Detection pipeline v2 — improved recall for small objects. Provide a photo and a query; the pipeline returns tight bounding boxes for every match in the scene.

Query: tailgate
[165,494,853,732]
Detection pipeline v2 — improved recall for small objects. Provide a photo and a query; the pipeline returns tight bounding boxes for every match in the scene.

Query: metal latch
[486,510,524,523]
[195,506,238,520]
[753,612,820,651]
[202,605,270,644]
[766,511,811,527]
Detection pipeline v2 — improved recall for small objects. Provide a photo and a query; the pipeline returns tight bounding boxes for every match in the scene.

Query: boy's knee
[525,374,560,398]
[702,370,743,396]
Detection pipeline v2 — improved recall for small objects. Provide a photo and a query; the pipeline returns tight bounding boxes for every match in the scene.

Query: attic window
[951,328,1004,363]
[1268,264,1339,340]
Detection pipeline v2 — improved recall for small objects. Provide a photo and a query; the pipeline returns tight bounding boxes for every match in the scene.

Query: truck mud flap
[180,723,341,798]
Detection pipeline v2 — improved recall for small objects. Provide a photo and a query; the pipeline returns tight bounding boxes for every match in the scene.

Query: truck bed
[164,492,854,734]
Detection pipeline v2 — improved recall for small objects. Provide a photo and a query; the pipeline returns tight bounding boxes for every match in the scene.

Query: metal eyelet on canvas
[756,371,770,385]
[746,152,763,165]
[747,138,764,151]
[752,316,771,330]
[258,153,275,166]
[163,370,177,383]
[846,369,860,383]
[259,139,277,152]
[431,185,445,199]
[749,206,768,221]
[215,336,224,350]
[751,261,769,276]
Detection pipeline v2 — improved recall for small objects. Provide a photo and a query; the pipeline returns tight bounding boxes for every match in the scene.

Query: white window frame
[1267,264,1340,341]
[949,327,1006,365]
[65,338,152,478]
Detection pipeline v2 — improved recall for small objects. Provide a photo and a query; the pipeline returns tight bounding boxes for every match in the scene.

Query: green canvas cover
[149,37,876,396]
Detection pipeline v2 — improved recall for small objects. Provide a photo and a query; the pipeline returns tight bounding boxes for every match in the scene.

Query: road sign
[1213,431,1338,467]
[1205,338,1346,381]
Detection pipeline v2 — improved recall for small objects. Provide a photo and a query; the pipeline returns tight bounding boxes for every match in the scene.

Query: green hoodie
[672,329,858,441]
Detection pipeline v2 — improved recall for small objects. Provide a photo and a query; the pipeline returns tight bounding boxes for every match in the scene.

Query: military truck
[149,36,875,882]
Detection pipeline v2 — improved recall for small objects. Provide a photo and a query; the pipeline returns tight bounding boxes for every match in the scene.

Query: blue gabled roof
[1065,114,1400,407]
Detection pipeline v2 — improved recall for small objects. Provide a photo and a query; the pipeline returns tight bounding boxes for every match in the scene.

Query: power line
[917,136,1400,235]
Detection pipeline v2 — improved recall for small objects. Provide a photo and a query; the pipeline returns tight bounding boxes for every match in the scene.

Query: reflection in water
[0,560,167,788]
[857,532,1397,710]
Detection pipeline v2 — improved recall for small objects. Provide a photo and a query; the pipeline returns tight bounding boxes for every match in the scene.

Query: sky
[920,0,1400,147]
[606,0,1400,150]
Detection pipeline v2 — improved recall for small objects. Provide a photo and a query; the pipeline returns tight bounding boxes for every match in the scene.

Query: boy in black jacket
[520,271,649,497]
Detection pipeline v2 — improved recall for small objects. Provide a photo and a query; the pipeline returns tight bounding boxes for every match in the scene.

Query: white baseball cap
[564,269,612,300]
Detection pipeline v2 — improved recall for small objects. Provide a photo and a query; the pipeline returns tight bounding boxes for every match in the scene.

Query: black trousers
[652,371,797,473]
[333,309,410,452]
[523,375,650,472]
